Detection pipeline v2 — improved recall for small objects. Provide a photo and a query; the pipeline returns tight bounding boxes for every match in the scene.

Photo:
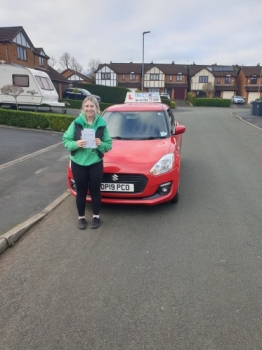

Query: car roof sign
[125,92,161,103]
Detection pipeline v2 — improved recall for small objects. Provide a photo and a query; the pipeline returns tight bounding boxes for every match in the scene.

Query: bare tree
[202,82,214,97]
[71,57,83,73]
[48,56,58,68]
[87,58,101,83]
[59,52,71,71]
[1,84,24,110]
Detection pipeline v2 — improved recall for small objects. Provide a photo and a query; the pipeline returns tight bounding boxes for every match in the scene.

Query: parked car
[62,88,102,102]
[231,95,245,104]
[160,93,170,100]
[66,92,186,206]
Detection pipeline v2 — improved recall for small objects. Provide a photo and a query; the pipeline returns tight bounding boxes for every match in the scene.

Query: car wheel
[170,187,179,204]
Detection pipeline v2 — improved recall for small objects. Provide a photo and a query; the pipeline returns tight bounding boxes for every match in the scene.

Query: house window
[17,46,27,61]
[13,32,30,48]
[12,74,29,87]
[225,75,231,84]
[130,73,135,80]
[35,76,54,90]
[199,76,208,83]
[169,75,172,81]
[176,73,182,81]
[150,74,159,81]
[149,88,159,92]
[101,73,111,80]
[217,77,221,84]
[250,75,257,84]
[39,56,44,66]
[122,74,125,81]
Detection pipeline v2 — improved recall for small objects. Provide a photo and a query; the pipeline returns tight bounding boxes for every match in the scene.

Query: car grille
[102,173,148,193]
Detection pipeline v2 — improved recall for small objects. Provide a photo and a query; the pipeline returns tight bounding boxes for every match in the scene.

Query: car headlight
[150,153,174,175]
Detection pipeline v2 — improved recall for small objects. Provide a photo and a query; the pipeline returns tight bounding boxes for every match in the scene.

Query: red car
[67,93,186,206]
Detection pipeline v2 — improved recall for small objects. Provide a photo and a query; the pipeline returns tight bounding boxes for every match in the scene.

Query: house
[236,65,262,103]
[96,62,141,90]
[61,68,93,87]
[143,62,188,100]
[95,62,188,99]
[0,26,69,98]
[189,64,238,99]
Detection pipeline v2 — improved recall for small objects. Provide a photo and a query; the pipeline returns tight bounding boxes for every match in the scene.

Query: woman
[62,96,112,230]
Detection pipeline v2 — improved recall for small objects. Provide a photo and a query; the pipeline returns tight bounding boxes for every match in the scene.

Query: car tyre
[170,187,179,204]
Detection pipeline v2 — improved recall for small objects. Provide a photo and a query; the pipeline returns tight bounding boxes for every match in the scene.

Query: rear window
[103,111,169,140]
[35,76,54,91]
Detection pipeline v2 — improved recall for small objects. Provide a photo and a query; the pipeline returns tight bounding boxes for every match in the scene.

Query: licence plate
[100,183,134,192]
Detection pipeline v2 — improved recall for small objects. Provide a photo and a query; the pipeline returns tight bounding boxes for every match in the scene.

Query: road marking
[231,113,262,131]
[0,142,63,171]
[35,167,48,174]
[58,154,69,161]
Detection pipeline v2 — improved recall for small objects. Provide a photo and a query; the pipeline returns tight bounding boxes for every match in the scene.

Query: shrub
[170,100,176,109]
[187,92,195,104]
[193,98,231,107]
[0,108,75,131]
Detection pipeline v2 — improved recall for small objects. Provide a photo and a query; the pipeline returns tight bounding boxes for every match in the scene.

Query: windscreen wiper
[111,136,133,140]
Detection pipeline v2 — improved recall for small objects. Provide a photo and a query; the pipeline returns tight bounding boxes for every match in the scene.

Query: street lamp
[142,31,150,92]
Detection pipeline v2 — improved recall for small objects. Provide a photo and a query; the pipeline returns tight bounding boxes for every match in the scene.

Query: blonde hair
[82,95,101,115]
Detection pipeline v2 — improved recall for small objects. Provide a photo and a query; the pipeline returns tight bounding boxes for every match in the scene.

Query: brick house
[189,64,238,99]
[0,26,69,98]
[143,62,188,100]
[95,62,141,91]
[236,65,262,103]
[95,62,188,99]
[61,68,93,87]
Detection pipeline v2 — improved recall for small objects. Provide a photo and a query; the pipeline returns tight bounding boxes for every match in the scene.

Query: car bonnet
[104,138,172,165]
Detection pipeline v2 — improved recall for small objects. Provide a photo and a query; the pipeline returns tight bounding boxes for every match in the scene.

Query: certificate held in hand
[81,129,97,149]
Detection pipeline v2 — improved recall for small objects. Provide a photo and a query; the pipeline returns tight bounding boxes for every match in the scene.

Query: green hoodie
[62,113,112,166]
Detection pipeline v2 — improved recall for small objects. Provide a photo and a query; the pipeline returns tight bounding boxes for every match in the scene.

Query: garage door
[174,88,185,100]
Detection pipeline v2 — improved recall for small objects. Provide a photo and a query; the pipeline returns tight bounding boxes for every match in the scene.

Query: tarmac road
[0,127,69,235]
[0,106,262,350]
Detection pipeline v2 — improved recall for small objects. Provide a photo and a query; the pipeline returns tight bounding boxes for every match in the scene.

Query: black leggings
[71,160,103,216]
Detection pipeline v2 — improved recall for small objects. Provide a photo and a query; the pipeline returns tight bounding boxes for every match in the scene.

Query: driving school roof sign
[125,92,161,103]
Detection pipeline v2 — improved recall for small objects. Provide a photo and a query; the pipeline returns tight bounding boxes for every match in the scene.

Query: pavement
[0,106,261,255]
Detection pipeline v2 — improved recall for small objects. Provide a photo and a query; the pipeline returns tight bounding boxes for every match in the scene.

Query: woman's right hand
[77,140,87,148]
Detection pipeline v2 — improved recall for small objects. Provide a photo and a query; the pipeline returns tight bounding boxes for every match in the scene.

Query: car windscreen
[82,89,91,95]
[103,111,169,140]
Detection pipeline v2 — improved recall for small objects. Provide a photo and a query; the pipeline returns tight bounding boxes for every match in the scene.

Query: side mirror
[173,125,186,135]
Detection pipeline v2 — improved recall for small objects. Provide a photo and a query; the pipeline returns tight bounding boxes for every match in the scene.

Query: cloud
[1,0,262,69]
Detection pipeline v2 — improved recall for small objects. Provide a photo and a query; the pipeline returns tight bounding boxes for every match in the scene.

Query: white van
[0,64,67,113]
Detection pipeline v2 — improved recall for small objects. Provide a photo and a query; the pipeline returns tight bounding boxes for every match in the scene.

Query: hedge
[78,83,130,104]
[193,98,231,107]
[186,93,231,107]
[160,97,176,109]
[0,108,75,131]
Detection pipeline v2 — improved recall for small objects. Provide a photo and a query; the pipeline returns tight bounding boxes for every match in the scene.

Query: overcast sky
[1,0,262,71]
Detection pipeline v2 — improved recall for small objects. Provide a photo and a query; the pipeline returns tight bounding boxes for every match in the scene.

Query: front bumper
[67,168,179,206]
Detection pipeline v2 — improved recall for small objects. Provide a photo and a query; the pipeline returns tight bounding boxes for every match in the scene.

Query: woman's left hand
[95,138,101,146]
